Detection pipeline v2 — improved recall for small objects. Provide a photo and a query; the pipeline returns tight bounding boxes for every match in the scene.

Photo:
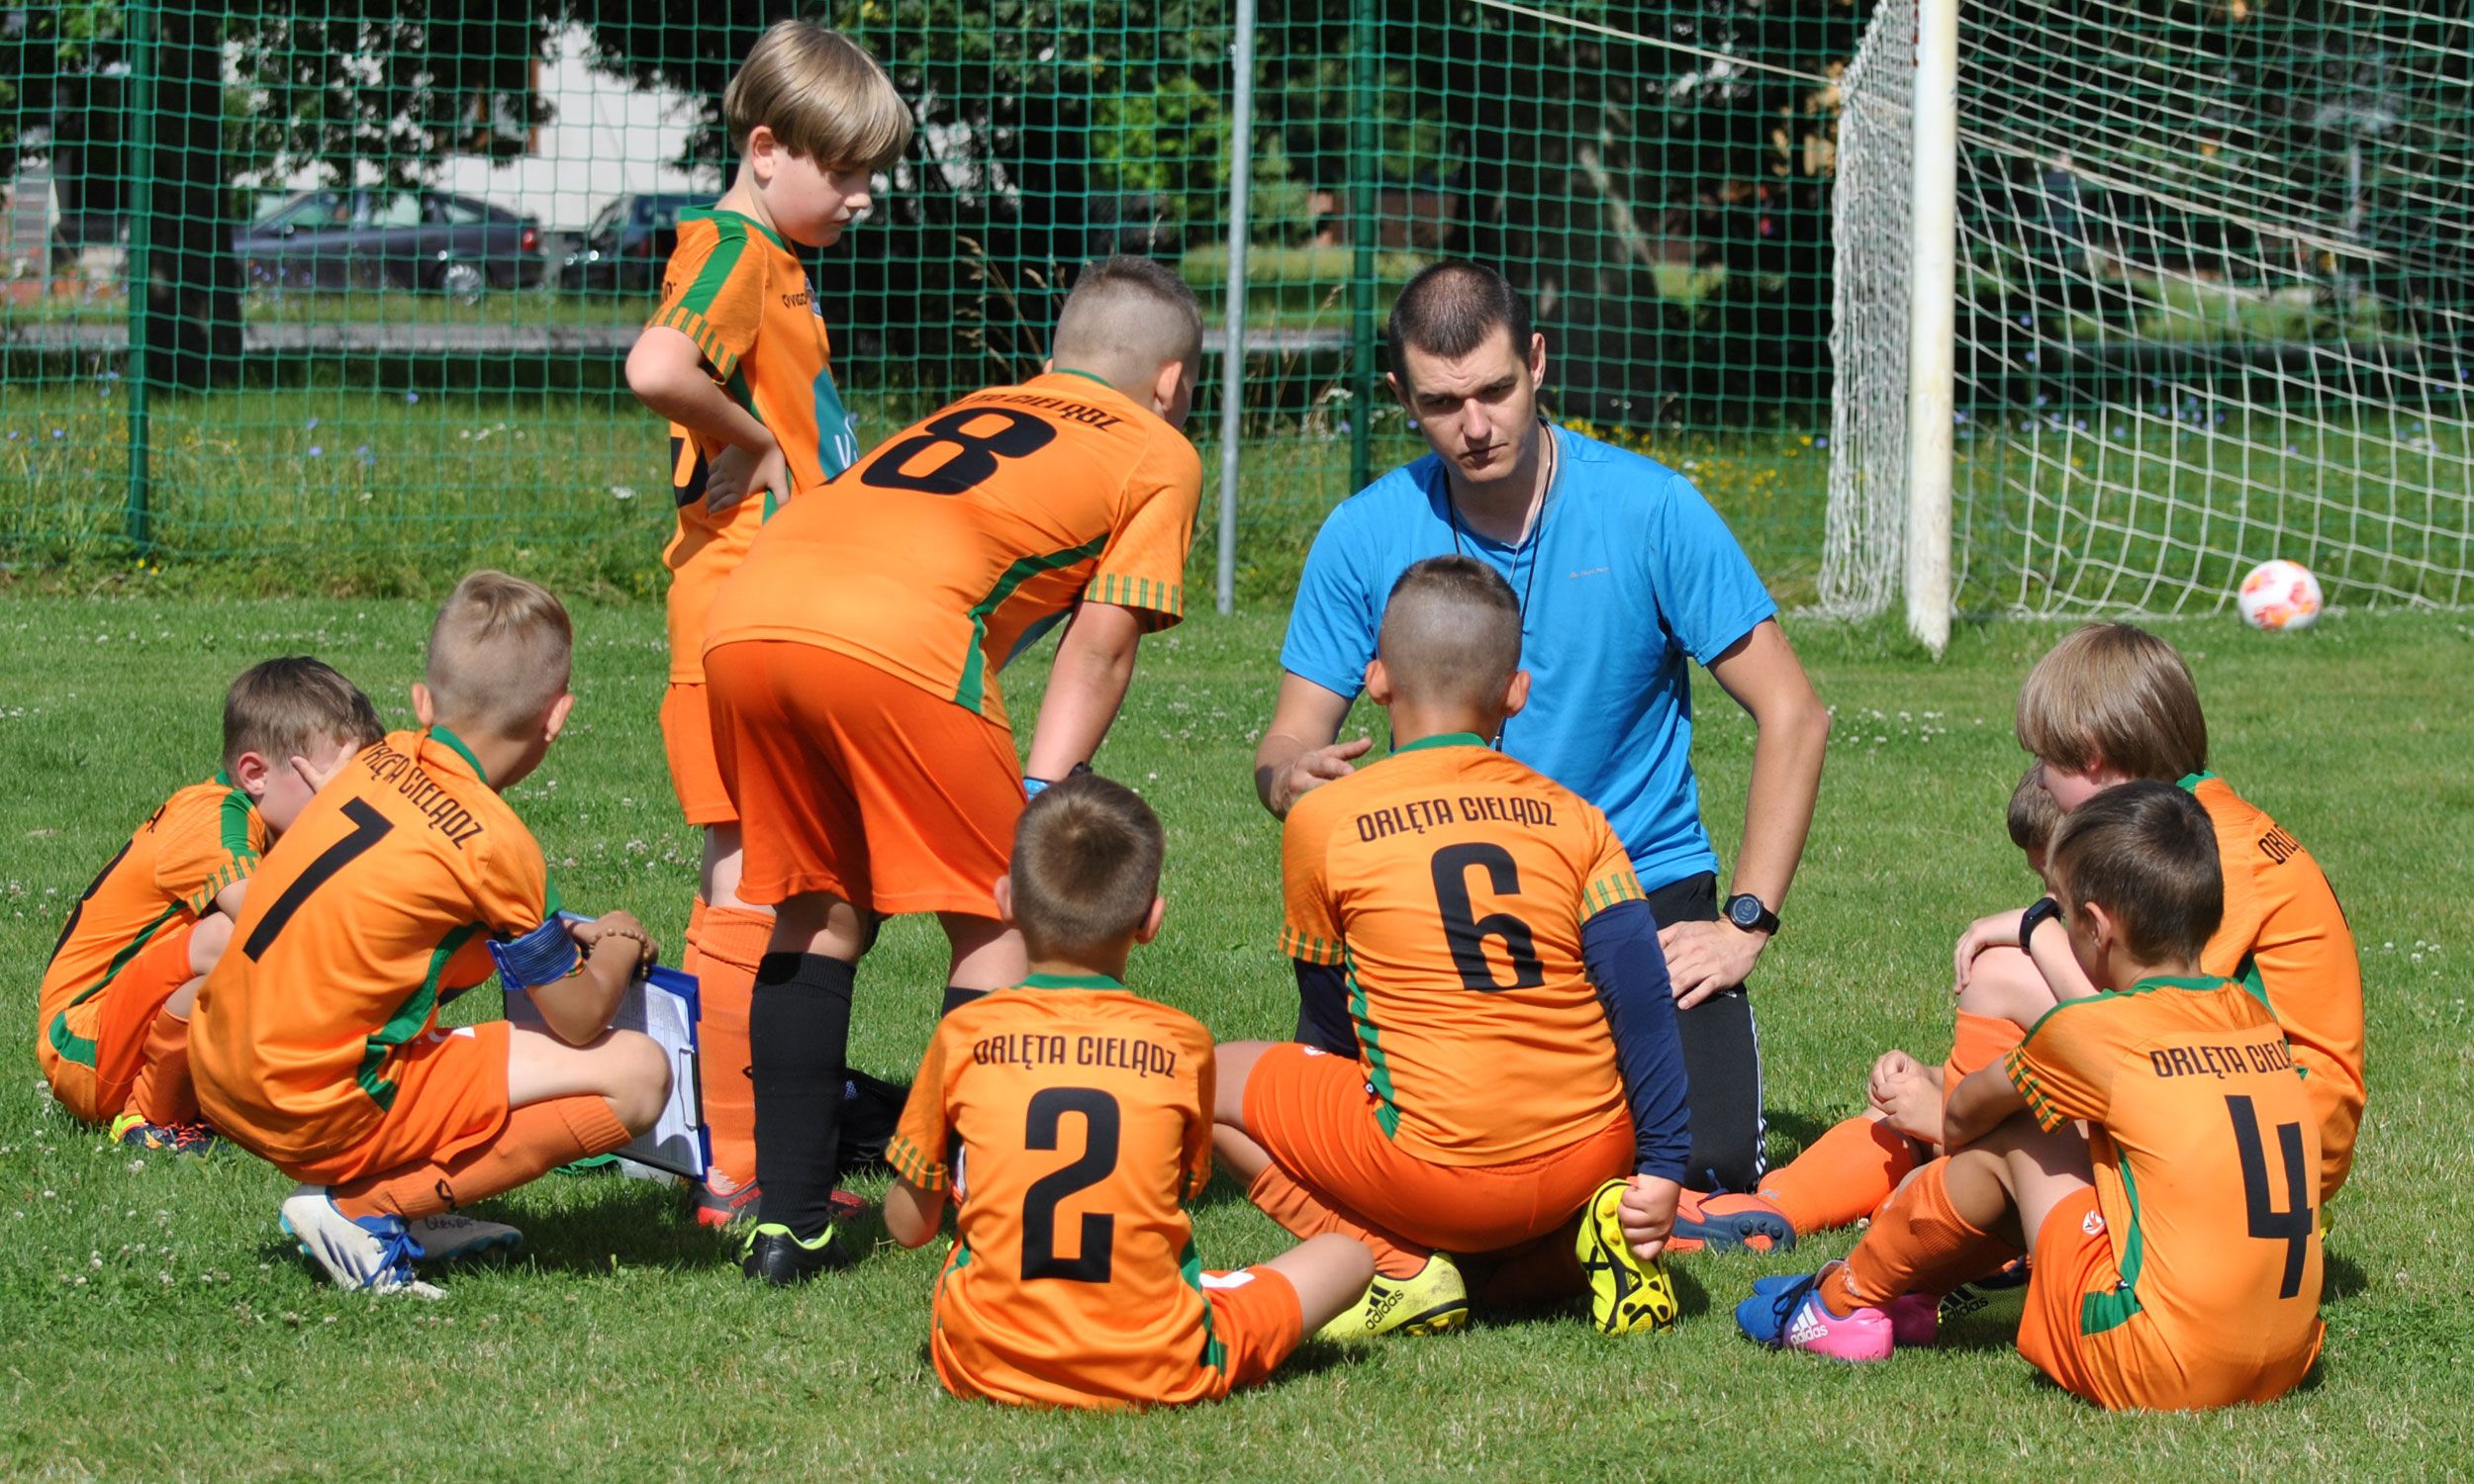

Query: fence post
[1215,0,1260,616]
[123,0,156,553]
[1347,0,1377,496]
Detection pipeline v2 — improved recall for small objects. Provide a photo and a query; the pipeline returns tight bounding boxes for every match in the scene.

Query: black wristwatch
[2019,895,2063,947]
[1723,892,1780,936]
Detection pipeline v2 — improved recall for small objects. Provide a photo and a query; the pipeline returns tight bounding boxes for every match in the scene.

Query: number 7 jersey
[700,371,1202,729]
[885,979,1224,1409]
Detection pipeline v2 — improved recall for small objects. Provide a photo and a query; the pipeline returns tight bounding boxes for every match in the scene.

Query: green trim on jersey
[954,537,1109,715]
[217,778,260,860]
[1181,1238,1229,1373]
[677,206,787,255]
[2079,1152,2148,1335]
[47,901,183,1067]
[1344,945,1401,1140]
[1393,731,1485,757]
[1021,972,1125,990]
[427,725,490,788]
[1051,367,1117,391]
[673,211,755,315]
[2177,770,2219,790]
[355,923,481,1111]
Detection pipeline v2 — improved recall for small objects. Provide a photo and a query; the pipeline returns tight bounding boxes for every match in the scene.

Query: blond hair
[1009,773,1164,962]
[2006,764,2061,856]
[723,22,911,172]
[1051,256,1204,389]
[222,657,384,776]
[1378,555,1523,710]
[2015,622,2208,783]
[425,571,573,735]
[2046,780,2223,965]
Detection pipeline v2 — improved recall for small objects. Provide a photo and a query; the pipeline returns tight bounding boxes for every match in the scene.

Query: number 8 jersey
[701,371,1201,729]
[1280,735,1650,1167]
[885,977,1224,1408]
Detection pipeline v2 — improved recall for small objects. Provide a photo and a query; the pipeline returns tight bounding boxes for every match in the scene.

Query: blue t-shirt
[1280,424,1777,891]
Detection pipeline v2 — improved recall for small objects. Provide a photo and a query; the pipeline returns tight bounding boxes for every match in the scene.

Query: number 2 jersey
[701,371,1201,729]
[885,979,1226,1408]
[1279,735,1649,1167]
[2004,975,2324,1406]
[192,727,555,1164]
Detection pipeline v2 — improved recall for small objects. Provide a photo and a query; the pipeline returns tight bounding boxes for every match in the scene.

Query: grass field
[1,595,2469,1479]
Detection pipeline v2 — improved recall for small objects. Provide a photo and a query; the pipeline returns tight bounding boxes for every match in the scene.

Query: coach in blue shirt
[1255,262,1830,1196]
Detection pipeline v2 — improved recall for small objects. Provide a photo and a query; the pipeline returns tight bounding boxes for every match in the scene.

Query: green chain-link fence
[5,3,2459,608]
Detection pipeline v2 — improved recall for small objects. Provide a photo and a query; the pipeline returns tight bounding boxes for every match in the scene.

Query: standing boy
[191,573,673,1297]
[882,774,1373,1409]
[1215,557,1694,1339]
[1745,784,2325,1413]
[621,20,912,1226]
[37,658,382,1152]
[702,256,1205,1283]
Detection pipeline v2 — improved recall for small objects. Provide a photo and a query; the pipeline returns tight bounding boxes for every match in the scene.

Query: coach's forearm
[1025,603,1143,781]
[1732,687,1830,911]
[1252,730,1314,815]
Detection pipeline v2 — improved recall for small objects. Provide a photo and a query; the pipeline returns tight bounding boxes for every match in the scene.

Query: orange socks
[333,1094,630,1221]
[1943,1010,2028,1117]
[127,1008,200,1126]
[692,903,773,1188]
[1832,1159,2022,1313]
[1246,1163,1427,1279]
[1756,1114,1920,1237]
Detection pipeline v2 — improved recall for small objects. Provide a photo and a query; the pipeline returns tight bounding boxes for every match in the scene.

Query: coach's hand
[1617,1173,1681,1263]
[1266,736,1373,816]
[1657,918,1765,1009]
[705,434,788,516]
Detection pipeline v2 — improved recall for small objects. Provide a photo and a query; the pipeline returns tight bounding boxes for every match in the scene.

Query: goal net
[1824,0,2473,625]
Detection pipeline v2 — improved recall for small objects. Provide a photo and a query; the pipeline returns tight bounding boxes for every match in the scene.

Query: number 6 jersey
[700,371,1201,730]
[885,976,1223,1409]
[192,727,554,1165]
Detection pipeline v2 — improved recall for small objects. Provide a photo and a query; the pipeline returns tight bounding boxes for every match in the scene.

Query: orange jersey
[37,775,263,1081]
[191,728,554,1164]
[1279,735,1648,1166]
[702,371,1201,727]
[884,978,1228,1409]
[2188,773,2364,1199]
[2005,976,2324,1405]
[649,208,861,684]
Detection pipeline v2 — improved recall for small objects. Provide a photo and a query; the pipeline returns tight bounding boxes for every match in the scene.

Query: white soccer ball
[2237,559,2324,632]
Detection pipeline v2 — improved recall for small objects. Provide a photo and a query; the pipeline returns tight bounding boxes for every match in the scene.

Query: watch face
[1728,896,1761,929]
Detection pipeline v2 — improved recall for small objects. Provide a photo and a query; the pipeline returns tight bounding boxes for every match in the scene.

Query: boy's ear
[229,750,272,800]
[1365,657,1393,706]
[1135,894,1166,946]
[543,691,577,745]
[1150,357,1185,416]
[993,875,1018,929]
[746,124,780,180]
[1502,667,1532,719]
[411,682,436,728]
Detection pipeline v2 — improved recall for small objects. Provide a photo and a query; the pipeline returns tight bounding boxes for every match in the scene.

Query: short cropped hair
[1378,555,1522,709]
[1008,773,1165,962]
[1386,261,1534,384]
[723,21,912,172]
[2016,623,2208,783]
[425,571,574,735]
[1051,256,1204,386]
[222,657,384,776]
[2007,764,2061,855]
[2046,781,2223,965]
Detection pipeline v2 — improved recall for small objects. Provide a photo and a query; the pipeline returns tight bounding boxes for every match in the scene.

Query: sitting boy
[1682,622,2363,1251]
[1213,556,1693,1339]
[37,657,382,1153]
[191,572,673,1297]
[882,773,1373,1409]
[1743,783,2325,1412]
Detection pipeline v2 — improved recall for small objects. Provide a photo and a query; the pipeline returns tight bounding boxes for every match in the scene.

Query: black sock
[751,952,856,1241]
[939,984,988,1018]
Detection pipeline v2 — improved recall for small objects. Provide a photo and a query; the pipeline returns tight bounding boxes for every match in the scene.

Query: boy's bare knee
[188,914,234,976]
[605,1029,672,1134]
[1959,945,2053,1029]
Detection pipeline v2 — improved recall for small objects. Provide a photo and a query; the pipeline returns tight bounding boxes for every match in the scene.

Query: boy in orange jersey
[703,256,1206,1283]
[36,657,383,1155]
[882,774,1374,1409]
[1681,622,2363,1252]
[1212,557,1695,1340]
[621,20,912,1226]
[1744,783,2327,1412]
[191,573,674,1297]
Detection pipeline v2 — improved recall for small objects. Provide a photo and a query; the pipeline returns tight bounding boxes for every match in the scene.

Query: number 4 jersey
[2004,975,2324,1409]
[885,978,1229,1409]
[192,727,555,1165]
[700,371,1202,730]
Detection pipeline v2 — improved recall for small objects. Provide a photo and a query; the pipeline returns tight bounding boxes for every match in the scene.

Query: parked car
[558,191,706,296]
[234,189,544,303]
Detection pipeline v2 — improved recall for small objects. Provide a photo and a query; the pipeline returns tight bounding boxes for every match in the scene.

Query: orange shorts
[705,639,1022,916]
[1243,1043,1631,1252]
[275,1020,513,1185]
[659,683,736,827]
[1196,1265,1305,1397]
[932,1264,1302,1410]
[45,921,198,1125]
